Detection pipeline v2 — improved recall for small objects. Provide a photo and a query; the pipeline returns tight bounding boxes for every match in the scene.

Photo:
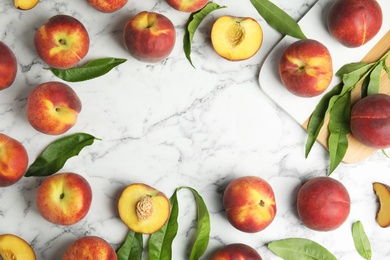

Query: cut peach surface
[0,234,36,260]
[14,0,39,10]
[373,182,390,228]
[118,183,170,234]
[211,16,263,61]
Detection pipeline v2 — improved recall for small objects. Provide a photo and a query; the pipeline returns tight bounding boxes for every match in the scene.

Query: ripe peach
[0,234,36,260]
[223,176,277,233]
[26,81,82,135]
[211,243,262,260]
[36,172,92,226]
[0,41,17,90]
[123,11,176,63]
[279,39,333,97]
[297,177,350,231]
[118,183,170,234]
[350,93,390,149]
[165,0,208,13]
[34,14,90,69]
[211,16,263,61]
[87,0,128,13]
[327,0,383,47]
[62,236,117,260]
[0,133,28,187]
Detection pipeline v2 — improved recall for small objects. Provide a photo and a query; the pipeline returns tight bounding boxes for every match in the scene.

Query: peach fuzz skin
[297,177,350,231]
[223,176,276,233]
[36,172,92,226]
[26,82,82,135]
[123,11,176,63]
[62,236,117,260]
[0,134,28,187]
[34,15,89,69]
[165,0,208,12]
[87,0,128,13]
[212,243,262,260]
[327,0,382,48]
[279,39,333,97]
[0,41,17,90]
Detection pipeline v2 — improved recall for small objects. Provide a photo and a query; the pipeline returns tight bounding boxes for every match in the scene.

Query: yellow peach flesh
[0,234,36,260]
[211,16,263,61]
[374,182,390,227]
[14,0,39,10]
[118,184,170,234]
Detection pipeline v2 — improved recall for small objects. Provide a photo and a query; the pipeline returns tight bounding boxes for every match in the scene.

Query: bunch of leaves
[25,133,100,177]
[268,221,372,260]
[46,58,127,82]
[305,48,390,174]
[116,187,210,260]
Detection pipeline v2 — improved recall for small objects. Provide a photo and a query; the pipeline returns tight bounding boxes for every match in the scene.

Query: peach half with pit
[26,81,82,135]
[327,0,383,47]
[297,176,350,231]
[223,176,277,233]
[0,41,17,90]
[0,234,36,260]
[0,133,28,187]
[62,236,117,260]
[350,93,390,149]
[278,39,333,97]
[211,16,263,61]
[118,183,170,234]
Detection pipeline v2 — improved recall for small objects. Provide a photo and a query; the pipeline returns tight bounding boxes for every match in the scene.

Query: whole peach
[87,0,128,13]
[0,134,28,187]
[0,41,17,90]
[350,93,390,149]
[123,11,176,63]
[327,0,382,47]
[26,81,82,135]
[297,177,350,231]
[211,243,262,260]
[223,176,276,233]
[62,236,117,260]
[279,39,333,97]
[165,0,208,12]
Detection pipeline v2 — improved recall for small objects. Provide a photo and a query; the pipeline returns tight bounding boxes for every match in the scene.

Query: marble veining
[1,0,390,259]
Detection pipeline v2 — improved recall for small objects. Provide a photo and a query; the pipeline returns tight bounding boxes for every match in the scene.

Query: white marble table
[1,0,389,259]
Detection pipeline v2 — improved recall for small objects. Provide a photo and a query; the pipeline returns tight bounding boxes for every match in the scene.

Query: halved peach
[118,183,170,234]
[14,0,39,10]
[0,234,36,260]
[211,16,263,61]
[373,182,390,228]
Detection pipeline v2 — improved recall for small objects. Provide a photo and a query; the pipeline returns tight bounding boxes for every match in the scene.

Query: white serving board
[259,0,390,162]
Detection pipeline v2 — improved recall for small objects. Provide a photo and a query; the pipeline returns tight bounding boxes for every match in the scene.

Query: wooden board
[302,31,390,163]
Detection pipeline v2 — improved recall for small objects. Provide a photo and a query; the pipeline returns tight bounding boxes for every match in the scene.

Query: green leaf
[46,58,127,82]
[383,60,390,80]
[149,191,179,260]
[116,230,143,260]
[268,238,337,260]
[183,2,226,68]
[328,91,351,174]
[148,187,210,260]
[341,63,373,87]
[367,63,383,96]
[250,0,307,39]
[25,133,100,177]
[305,83,343,157]
[336,62,370,77]
[352,221,372,260]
